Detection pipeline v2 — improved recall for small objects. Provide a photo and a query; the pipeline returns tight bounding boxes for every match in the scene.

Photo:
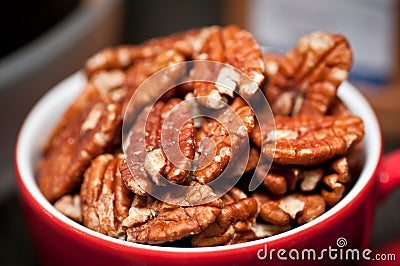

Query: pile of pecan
[39,26,364,247]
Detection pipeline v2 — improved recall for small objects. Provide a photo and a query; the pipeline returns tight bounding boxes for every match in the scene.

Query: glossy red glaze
[377,150,400,201]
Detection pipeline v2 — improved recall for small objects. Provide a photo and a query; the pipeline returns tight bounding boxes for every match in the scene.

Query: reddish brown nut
[251,123,262,148]
[122,98,196,192]
[191,198,258,247]
[297,194,326,225]
[80,153,133,238]
[38,94,121,203]
[262,115,364,165]
[161,99,196,184]
[245,147,261,173]
[192,27,228,109]
[84,27,213,77]
[221,187,248,204]
[120,106,152,195]
[54,194,82,223]
[125,195,223,244]
[195,98,255,183]
[85,46,139,78]
[256,163,324,195]
[256,164,287,196]
[321,156,350,207]
[328,97,351,117]
[260,201,291,227]
[221,25,265,97]
[255,192,326,226]
[263,31,352,116]
[228,222,292,244]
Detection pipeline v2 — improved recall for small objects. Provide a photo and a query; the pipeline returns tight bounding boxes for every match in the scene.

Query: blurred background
[1,0,399,264]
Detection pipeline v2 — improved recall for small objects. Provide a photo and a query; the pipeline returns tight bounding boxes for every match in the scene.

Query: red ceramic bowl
[15,72,400,265]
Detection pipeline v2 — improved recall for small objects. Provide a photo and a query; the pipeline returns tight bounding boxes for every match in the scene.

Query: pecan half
[228,222,292,244]
[191,198,258,247]
[254,192,326,226]
[221,187,248,205]
[122,49,186,111]
[120,105,151,195]
[262,115,364,165]
[124,194,223,244]
[263,31,352,116]
[54,194,82,223]
[84,27,213,77]
[38,94,121,203]
[192,25,265,109]
[80,153,133,238]
[121,98,195,194]
[195,98,255,183]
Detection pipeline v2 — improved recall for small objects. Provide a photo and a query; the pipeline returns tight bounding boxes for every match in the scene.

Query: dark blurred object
[123,0,223,44]
[0,0,79,59]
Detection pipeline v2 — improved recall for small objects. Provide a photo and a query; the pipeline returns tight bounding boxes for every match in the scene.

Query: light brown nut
[54,194,82,223]
[80,153,133,238]
[300,168,324,192]
[121,195,157,228]
[263,31,352,116]
[125,196,223,244]
[191,198,258,247]
[192,26,265,109]
[38,96,121,203]
[195,98,255,184]
[262,115,364,165]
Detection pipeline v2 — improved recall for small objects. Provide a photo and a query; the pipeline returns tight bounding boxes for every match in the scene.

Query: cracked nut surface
[38,26,365,248]
[254,192,326,226]
[191,198,258,246]
[80,153,133,238]
[262,115,364,165]
[195,98,255,183]
[121,98,195,194]
[263,31,352,116]
[124,192,223,244]
[84,27,213,77]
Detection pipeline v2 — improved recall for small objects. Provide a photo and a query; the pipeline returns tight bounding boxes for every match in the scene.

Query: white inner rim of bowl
[16,71,381,252]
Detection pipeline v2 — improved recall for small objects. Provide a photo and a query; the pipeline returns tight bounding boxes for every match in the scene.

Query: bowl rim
[15,70,382,252]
